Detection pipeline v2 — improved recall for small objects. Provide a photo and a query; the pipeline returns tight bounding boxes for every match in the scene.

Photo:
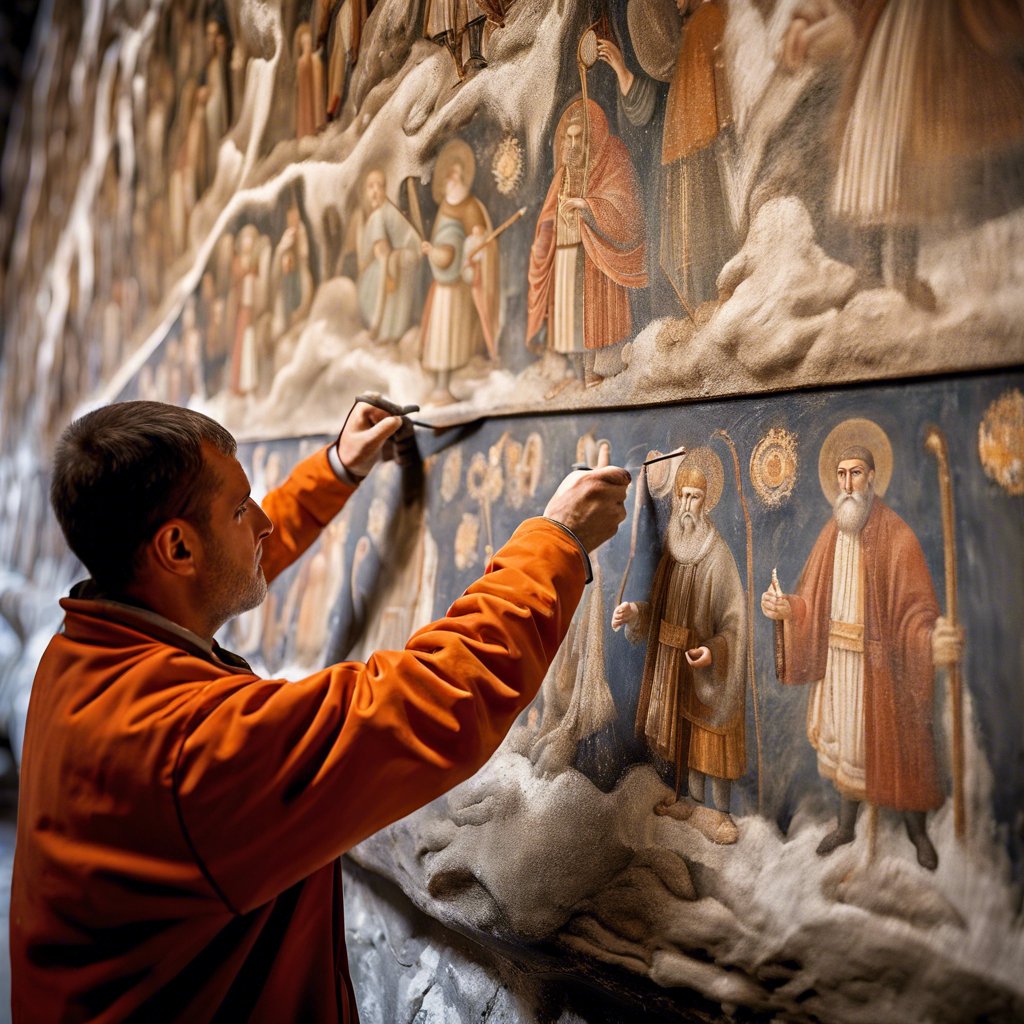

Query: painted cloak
[776,500,943,811]
[527,100,648,351]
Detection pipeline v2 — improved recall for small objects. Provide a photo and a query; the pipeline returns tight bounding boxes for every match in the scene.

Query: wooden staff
[714,429,763,813]
[924,424,966,841]
[467,206,527,260]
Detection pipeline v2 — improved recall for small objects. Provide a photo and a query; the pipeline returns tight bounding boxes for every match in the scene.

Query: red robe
[527,99,648,351]
[777,500,944,811]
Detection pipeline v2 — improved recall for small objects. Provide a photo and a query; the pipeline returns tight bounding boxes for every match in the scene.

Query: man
[761,445,962,869]
[527,98,648,398]
[11,398,629,1021]
[420,138,499,404]
[355,168,421,343]
[598,0,735,314]
[612,464,746,845]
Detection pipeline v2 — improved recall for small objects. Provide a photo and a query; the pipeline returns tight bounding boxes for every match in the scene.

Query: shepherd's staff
[924,424,966,841]
[713,429,764,813]
[467,206,527,261]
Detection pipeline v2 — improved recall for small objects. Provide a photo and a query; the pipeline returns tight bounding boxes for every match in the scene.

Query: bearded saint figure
[613,463,747,845]
[762,442,964,870]
[527,98,648,399]
[420,139,500,405]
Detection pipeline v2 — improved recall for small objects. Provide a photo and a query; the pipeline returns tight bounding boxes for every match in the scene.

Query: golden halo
[647,446,724,511]
[750,427,799,508]
[818,418,893,503]
[432,138,476,204]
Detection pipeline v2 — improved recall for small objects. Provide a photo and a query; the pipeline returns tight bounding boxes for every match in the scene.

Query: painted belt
[829,618,865,652]
[658,621,693,649]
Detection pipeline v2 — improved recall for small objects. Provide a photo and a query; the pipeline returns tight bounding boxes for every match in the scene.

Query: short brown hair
[50,402,237,592]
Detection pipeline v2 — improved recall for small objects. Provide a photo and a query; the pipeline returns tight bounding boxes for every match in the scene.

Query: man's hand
[932,616,964,667]
[336,400,404,479]
[685,646,712,668]
[543,441,629,552]
[611,601,638,631]
[761,586,793,621]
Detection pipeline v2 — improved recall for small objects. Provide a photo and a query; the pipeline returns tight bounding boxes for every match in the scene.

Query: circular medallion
[978,389,1024,495]
[750,427,799,508]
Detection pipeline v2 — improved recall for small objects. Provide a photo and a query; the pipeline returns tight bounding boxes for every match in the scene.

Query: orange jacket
[11,447,587,1022]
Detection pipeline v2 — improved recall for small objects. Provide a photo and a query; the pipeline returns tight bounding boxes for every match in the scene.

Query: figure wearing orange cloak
[527,99,647,392]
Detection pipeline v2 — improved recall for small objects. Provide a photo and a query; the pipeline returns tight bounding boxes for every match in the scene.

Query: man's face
[836,458,873,497]
[678,486,705,528]
[197,445,274,627]
[444,161,468,204]
[364,171,386,210]
[565,122,585,169]
[833,458,875,534]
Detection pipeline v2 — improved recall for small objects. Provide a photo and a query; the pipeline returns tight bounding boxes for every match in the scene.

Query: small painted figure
[526,98,647,399]
[761,432,964,869]
[420,139,500,404]
[613,461,747,845]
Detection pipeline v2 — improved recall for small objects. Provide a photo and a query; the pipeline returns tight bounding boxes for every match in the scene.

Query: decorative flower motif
[492,135,524,196]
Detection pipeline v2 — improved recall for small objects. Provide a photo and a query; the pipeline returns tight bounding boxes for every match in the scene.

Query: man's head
[364,169,386,211]
[444,159,468,205]
[674,466,707,531]
[833,445,875,534]
[51,402,273,634]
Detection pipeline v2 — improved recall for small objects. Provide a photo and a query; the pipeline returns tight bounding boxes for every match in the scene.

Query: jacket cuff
[540,518,593,584]
[327,441,365,487]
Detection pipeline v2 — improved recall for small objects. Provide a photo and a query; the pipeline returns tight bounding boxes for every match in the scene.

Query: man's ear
[867,468,876,487]
[148,520,200,578]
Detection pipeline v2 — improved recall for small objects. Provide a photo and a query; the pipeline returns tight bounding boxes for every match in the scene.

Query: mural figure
[526,98,647,399]
[271,204,314,342]
[530,437,617,776]
[295,22,326,139]
[424,0,501,79]
[202,19,231,168]
[602,0,736,314]
[781,0,1024,309]
[325,0,368,119]
[420,139,500,404]
[613,450,747,845]
[228,225,271,396]
[356,169,422,343]
[761,421,964,869]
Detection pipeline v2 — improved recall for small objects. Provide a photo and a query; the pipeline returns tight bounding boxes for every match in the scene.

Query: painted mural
[1,1,1023,1022]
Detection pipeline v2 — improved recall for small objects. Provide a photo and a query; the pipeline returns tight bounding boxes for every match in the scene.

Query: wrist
[328,441,365,486]
[542,517,593,584]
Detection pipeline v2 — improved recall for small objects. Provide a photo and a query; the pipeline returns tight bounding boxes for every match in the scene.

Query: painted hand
[611,601,638,631]
[932,616,964,667]
[335,400,404,479]
[685,645,712,668]
[760,588,792,620]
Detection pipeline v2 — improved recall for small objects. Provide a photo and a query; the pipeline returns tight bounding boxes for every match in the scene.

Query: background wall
[1,1,1022,1021]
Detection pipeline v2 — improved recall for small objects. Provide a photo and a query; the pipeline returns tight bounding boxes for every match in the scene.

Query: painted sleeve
[173,517,587,913]
[258,446,356,584]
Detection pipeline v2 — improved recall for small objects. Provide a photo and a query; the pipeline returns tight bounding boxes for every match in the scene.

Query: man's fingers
[588,464,630,486]
[364,415,403,446]
[594,441,611,469]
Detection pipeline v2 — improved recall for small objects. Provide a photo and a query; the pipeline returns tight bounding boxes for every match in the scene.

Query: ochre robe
[776,500,943,811]
[527,99,648,352]
[632,526,747,783]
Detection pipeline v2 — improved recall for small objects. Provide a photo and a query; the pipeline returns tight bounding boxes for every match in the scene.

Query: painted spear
[924,424,966,841]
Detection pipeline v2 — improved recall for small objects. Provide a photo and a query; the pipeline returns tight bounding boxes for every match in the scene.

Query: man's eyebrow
[233,490,251,508]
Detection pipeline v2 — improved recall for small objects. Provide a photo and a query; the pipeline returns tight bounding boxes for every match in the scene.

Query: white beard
[666,511,714,563]
[833,486,874,535]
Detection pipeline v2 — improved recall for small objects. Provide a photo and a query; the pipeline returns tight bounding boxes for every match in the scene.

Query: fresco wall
[1,1,1022,1022]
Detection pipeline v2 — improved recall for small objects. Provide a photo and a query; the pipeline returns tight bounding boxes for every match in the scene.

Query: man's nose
[254,503,274,539]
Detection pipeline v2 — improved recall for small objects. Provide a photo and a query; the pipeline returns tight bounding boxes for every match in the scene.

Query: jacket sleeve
[173,517,587,913]
[258,446,355,584]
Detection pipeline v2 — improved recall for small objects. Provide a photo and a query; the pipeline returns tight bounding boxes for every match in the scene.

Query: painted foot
[584,372,604,390]
[901,276,937,312]
[543,377,575,401]
[692,808,739,845]
[655,796,697,820]
[909,832,939,871]
[816,827,855,856]
[427,387,457,406]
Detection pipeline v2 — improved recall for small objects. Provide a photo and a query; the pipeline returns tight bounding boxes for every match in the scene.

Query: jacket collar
[61,580,253,672]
